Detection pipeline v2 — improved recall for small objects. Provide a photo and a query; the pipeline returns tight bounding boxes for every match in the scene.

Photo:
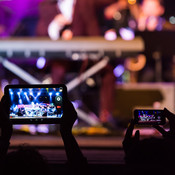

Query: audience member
[0,93,88,175]
[3,145,49,175]
[123,108,175,175]
[37,0,116,126]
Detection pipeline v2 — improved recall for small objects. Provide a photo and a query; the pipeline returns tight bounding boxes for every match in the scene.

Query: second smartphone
[134,109,166,125]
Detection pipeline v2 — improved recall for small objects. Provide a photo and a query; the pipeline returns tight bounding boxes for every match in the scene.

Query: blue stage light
[113,64,125,77]
[19,99,22,104]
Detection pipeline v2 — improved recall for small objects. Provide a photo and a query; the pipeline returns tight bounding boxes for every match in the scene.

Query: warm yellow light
[128,0,136,5]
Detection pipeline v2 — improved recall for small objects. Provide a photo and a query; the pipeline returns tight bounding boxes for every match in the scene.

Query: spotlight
[128,0,136,5]
[113,64,125,77]
[24,92,30,101]
[19,99,22,104]
[169,16,175,24]
[119,27,135,40]
[36,57,46,69]
[104,29,117,41]
[37,125,49,134]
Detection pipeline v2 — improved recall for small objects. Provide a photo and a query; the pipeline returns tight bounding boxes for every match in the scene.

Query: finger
[153,125,167,137]
[163,108,175,121]
[134,130,140,142]
[124,119,135,140]
[1,95,10,115]
[163,108,175,132]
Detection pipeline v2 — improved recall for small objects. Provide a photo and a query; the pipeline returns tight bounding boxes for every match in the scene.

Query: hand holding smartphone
[134,109,166,125]
[5,84,67,124]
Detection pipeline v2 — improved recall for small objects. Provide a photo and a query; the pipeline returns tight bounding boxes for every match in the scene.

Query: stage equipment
[0,36,144,126]
[0,37,144,59]
[0,57,41,84]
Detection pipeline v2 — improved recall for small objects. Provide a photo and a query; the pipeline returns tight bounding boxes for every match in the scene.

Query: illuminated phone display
[5,84,66,124]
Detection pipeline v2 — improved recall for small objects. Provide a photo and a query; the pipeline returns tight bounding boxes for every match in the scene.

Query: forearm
[60,130,87,164]
[0,139,10,162]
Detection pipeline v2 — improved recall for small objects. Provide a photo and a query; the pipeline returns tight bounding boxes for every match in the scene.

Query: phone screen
[6,85,65,124]
[134,109,165,125]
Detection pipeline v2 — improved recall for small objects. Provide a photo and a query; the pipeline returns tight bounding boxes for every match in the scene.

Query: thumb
[134,130,140,142]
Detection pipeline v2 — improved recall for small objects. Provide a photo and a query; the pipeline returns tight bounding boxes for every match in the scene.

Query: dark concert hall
[1,0,175,174]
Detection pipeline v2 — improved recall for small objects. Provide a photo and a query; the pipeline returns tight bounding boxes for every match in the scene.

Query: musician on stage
[36,0,117,127]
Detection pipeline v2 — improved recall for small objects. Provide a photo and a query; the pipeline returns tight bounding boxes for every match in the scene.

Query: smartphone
[4,84,67,124]
[134,109,165,125]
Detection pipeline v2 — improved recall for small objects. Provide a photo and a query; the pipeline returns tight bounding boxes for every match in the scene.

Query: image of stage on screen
[9,87,63,119]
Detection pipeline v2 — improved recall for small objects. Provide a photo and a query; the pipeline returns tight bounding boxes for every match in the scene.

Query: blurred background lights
[37,125,49,134]
[119,27,135,40]
[86,78,96,87]
[72,100,82,109]
[11,79,19,85]
[104,29,117,41]
[113,11,122,21]
[113,64,125,77]
[169,16,175,24]
[1,79,9,93]
[128,0,136,5]
[36,57,46,69]
[72,101,79,109]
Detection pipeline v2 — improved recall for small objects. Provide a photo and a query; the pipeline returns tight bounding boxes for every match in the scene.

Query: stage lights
[128,0,136,5]
[24,92,30,102]
[113,64,125,78]
[119,27,135,40]
[104,29,117,41]
[169,16,175,24]
[36,57,46,69]
[19,99,22,104]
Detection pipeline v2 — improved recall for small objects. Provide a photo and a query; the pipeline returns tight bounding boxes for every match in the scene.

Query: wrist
[60,127,72,135]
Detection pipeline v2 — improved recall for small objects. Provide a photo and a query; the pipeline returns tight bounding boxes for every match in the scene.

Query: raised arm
[0,95,12,161]
[60,96,88,174]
